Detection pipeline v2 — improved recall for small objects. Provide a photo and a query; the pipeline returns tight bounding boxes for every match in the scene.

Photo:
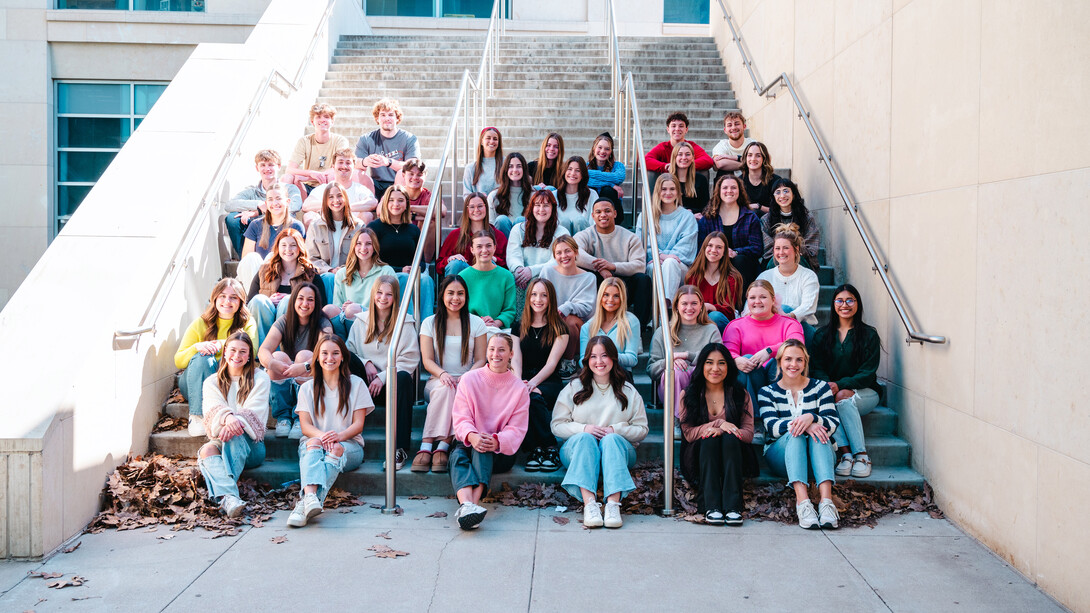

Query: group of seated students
[174,99,880,531]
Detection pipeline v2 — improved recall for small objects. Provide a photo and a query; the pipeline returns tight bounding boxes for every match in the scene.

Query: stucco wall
[710,1,1090,610]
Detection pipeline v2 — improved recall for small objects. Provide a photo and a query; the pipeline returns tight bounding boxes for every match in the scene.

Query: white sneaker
[221,495,245,519]
[286,500,308,527]
[851,455,872,478]
[603,501,623,528]
[582,502,604,528]
[288,421,302,439]
[187,417,206,438]
[796,500,819,530]
[275,419,291,438]
[818,499,839,529]
[303,492,322,520]
[835,453,854,477]
[455,502,487,530]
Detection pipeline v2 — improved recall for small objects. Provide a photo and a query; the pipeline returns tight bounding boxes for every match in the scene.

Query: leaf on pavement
[46,576,87,589]
[367,544,409,559]
[62,541,81,554]
[425,511,447,518]
[27,571,63,579]
[375,531,391,539]
[552,516,570,526]
[270,536,287,544]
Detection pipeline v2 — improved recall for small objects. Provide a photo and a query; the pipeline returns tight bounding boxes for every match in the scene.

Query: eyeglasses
[834,298,857,306]
[773,188,792,196]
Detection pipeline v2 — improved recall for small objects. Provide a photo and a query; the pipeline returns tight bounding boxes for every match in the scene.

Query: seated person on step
[401,160,443,247]
[527,132,565,191]
[367,186,435,318]
[438,192,508,277]
[283,103,351,198]
[697,174,763,288]
[760,177,820,270]
[247,228,324,346]
[326,228,395,338]
[462,127,503,196]
[636,173,699,305]
[304,184,362,304]
[579,278,642,373]
[538,236,596,377]
[749,223,819,343]
[685,232,745,333]
[224,149,301,258]
[487,152,533,237]
[711,111,756,184]
[722,280,803,414]
[586,132,627,226]
[507,188,569,308]
[573,197,651,329]
[236,185,305,292]
[458,230,517,332]
[301,148,377,230]
[644,111,715,179]
[670,142,710,217]
[647,285,721,419]
[353,98,420,200]
[557,156,597,235]
[740,141,782,215]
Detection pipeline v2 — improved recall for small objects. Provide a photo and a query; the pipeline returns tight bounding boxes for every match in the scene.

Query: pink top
[451,366,530,455]
[722,313,804,366]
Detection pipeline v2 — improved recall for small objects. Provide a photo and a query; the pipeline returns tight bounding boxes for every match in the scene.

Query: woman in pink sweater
[722,280,804,414]
[449,333,530,530]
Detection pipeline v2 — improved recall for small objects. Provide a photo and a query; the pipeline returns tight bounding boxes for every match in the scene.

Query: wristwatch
[304,362,311,373]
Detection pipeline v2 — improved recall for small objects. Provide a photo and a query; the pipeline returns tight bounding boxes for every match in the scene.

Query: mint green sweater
[458,265,517,328]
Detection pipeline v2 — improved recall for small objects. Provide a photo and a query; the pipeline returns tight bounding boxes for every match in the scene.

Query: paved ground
[0,499,1064,613]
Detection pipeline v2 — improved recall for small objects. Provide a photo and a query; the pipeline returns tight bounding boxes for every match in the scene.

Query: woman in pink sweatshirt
[722,280,804,414]
[449,333,530,530]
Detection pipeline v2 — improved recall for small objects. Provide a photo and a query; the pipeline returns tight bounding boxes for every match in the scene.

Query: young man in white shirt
[301,148,379,229]
[712,111,756,183]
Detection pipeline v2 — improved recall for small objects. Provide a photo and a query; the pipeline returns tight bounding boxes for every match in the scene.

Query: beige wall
[711,0,1090,610]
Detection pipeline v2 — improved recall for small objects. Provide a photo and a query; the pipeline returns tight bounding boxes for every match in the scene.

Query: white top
[200,370,271,441]
[557,190,597,235]
[296,375,373,446]
[747,265,820,326]
[304,181,377,212]
[506,222,569,276]
[550,379,648,444]
[420,313,488,376]
[712,137,756,159]
[346,313,420,380]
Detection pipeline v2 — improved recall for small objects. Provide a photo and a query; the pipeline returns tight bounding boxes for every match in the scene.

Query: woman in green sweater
[458,230,517,330]
[647,285,721,418]
[810,284,882,479]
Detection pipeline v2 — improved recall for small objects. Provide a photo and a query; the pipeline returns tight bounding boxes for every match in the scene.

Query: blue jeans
[224,212,251,257]
[444,258,470,278]
[707,310,730,334]
[330,312,356,340]
[248,294,290,348]
[493,215,524,238]
[395,271,435,319]
[764,433,836,486]
[298,438,363,503]
[178,355,218,417]
[270,378,300,422]
[558,432,637,500]
[198,436,266,501]
[320,272,335,305]
[737,356,777,426]
[449,444,517,494]
[780,305,816,345]
[832,387,880,454]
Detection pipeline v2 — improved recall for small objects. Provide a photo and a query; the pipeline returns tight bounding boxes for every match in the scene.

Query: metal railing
[113,0,338,341]
[715,0,945,345]
[381,0,505,513]
[606,1,678,516]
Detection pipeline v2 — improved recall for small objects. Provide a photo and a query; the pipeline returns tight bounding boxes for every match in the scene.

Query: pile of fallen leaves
[489,462,942,528]
[88,454,361,536]
[151,414,188,433]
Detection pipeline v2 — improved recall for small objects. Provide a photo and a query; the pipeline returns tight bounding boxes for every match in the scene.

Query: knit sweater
[810,324,881,393]
[573,225,646,277]
[579,312,642,370]
[200,370,270,441]
[636,206,698,267]
[538,266,597,320]
[487,185,527,221]
[687,273,740,319]
[587,160,626,190]
[463,157,499,195]
[646,321,722,379]
[458,265,517,328]
[506,222,569,276]
[558,191,596,235]
[346,313,420,381]
[760,209,821,261]
[332,263,396,307]
[722,314,804,366]
[678,390,755,444]
[644,140,714,173]
[174,317,259,368]
[436,225,508,276]
[451,366,530,455]
[757,378,839,442]
[750,266,820,326]
[550,379,648,443]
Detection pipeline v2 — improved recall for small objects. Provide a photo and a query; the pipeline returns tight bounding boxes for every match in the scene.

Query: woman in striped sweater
[757,339,841,530]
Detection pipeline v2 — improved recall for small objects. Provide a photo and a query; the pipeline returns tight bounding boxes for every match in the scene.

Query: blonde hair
[649,173,680,235]
[551,235,579,258]
[668,285,711,346]
[746,279,780,315]
[771,222,803,264]
[363,275,400,346]
[775,338,809,377]
[377,186,412,224]
[343,228,386,286]
[309,103,337,122]
[254,149,281,165]
[586,278,632,350]
[668,142,698,199]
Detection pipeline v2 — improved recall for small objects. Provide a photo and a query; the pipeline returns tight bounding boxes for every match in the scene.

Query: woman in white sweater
[551,336,648,529]
[507,188,570,290]
[346,275,420,470]
[647,285,722,417]
[538,235,597,375]
[197,332,270,518]
[752,223,820,342]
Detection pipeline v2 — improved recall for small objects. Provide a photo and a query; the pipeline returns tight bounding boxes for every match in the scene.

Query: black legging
[349,354,414,451]
[520,379,563,452]
[696,434,746,514]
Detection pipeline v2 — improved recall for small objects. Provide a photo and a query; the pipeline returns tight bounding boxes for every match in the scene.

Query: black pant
[349,356,415,452]
[696,434,745,513]
[520,379,563,453]
[618,273,652,329]
[373,180,394,201]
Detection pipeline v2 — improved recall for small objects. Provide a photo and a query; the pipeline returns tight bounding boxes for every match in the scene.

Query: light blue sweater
[579,311,642,370]
[636,206,698,267]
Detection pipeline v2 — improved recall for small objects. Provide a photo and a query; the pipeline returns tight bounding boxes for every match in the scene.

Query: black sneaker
[538,447,561,472]
[384,448,410,471]
[704,509,725,525]
[525,447,543,472]
[725,510,743,526]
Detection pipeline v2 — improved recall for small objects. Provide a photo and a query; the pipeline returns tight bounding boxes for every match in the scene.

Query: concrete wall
[710,1,1089,610]
[0,0,368,559]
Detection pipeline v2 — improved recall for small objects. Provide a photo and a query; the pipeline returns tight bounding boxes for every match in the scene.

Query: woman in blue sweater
[636,173,698,308]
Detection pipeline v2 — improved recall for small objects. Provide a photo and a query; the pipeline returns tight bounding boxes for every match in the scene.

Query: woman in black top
[740,141,782,215]
[367,185,435,317]
[669,141,710,216]
[513,278,569,472]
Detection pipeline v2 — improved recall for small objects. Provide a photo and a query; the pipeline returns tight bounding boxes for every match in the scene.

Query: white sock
[419,442,434,453]
[436,441,450,452]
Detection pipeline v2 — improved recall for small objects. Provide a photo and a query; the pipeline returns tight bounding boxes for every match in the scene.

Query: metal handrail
[715,0,945,345]
[113,0,338,340]
[382,0,504,513]
[606,1,678,516]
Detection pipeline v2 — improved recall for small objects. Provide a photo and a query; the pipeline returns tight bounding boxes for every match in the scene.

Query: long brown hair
[518,278,567,347]
[320,183,358,233]
[363,275,400,345]
[586,132,615,173]
[472,127,503,186]
[742,141,775,185]
[493,152,531,217]
[455,193,491,256]
[572,336,630,410]
[262,228,316,284]
[560,156,592,213]
[668,285,712,346]
[704,173,751,219]
[200,278,250,342]
[258,184,293,251]
[215,331,256,405]
[686,232,743,311]
[342,228,387,286]
[310,333,353,419]
[434,275,473,367]
[520,188,560,248]
[532,132,565,189]
[281,282,325,358]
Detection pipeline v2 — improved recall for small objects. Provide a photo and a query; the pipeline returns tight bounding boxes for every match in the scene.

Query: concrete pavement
[0,498,1064,612]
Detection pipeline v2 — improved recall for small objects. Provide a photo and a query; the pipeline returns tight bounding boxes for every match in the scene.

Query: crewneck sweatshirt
[174,317,259,368]
[538,266,597,320]
[463,157,499,195]
[573,225,646,277]
[751,266,820,325]
[451,366,530,455]
[458,266,517,328]
[636,206,698,266]
[722,313,804,366]
[550,379,648,443]
[487,185,527,220]
[646,321,722,379]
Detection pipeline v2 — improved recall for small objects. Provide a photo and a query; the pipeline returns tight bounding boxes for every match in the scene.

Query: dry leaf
[408,495,429,500]
[152,414,188,433]
[425,511,447,518]
[270,536,287,544]
[71,596,101,601]
[62,541,81,554]
[375,531,391,540]
[369,503,382,509]
[552,516,570,526]
[338,508,352,514]
[27,571,63,579]
[156,534,175,540]
[367,544,409,559]
[47,576,87,589]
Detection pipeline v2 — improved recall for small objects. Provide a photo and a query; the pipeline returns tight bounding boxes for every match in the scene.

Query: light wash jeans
[832,387,880,454]
[738,356,777,427]
[444,258,470,278]
[178,355,218,417]
[493,215,525,238]
[395,271,435,319]
[764,433,836,486]
[270,379,300,422]
[198,436,266,502]
[780,304,816,345]
[320,272,336,306]
[248,294,291,348]
[298,438,364,503]
[707,310,730,334]
[558,432,637,501]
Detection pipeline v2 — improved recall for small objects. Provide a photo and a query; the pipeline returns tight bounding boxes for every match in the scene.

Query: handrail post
[383,360,399,513]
